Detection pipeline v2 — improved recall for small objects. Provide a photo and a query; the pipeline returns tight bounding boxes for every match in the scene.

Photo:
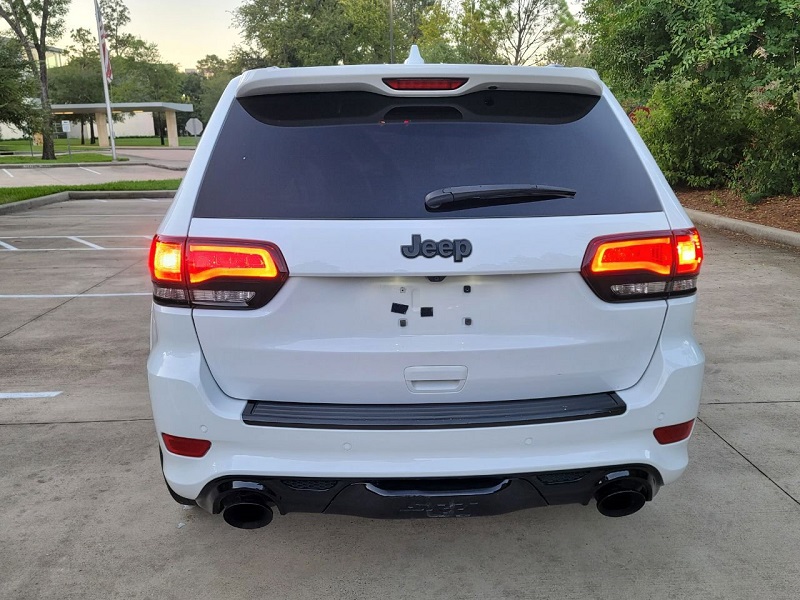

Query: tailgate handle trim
[404,366,467,393]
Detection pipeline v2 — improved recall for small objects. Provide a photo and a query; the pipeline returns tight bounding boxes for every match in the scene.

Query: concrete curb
[0,190,175,215]
[1,161,185,172]
[0,160,133,169]
[686,208,800,249]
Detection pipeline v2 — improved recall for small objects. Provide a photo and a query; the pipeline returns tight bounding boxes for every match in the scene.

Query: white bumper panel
[149,298,703,500]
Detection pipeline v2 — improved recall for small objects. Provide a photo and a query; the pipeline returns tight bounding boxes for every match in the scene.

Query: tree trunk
[80,116,86,145]
[36,50,56,160]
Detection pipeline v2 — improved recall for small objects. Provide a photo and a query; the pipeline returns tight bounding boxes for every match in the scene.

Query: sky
[58,0,243,70]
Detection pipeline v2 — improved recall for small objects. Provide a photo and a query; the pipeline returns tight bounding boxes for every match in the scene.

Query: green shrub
[734,85,800,196]
[635,79,749,188]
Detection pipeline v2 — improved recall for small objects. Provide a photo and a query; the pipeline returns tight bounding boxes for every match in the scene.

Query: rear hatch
[188,74,669,404]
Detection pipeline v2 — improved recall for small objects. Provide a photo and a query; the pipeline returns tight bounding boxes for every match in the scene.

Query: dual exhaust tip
[217,473,652,529]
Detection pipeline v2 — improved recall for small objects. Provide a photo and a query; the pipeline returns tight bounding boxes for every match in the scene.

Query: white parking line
[0,293,149,299]
[2,169,14,178]
[78,167,103,175]
[0,214,165,218]
[0,240,17,250]
[67,236,105,249]
[0,235,155,239]
[0,247,148,252]
[0,391,63,399]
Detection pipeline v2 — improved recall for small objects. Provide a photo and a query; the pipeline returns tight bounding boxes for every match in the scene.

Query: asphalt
[0,199,798,599]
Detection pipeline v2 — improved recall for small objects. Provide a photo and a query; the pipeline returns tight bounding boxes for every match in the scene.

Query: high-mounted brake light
[149,236,288,309]
[383,78,468,91]
[581,229,703,302]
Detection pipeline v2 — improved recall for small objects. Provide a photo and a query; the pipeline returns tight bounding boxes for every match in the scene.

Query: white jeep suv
[148,51,704,529]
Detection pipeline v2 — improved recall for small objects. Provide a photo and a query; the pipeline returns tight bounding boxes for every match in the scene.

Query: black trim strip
[242,393,625,429]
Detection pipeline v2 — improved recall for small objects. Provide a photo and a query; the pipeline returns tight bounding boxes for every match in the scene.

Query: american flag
[94,0,113,82]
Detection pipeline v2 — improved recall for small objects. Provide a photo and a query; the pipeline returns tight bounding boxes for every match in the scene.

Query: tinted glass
[194,91,661,219]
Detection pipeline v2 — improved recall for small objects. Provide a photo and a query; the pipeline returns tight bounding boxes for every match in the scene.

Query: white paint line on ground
[0,293,150,299]
[78,166,103,175]
[67,236,105,249]
[0,247,148,252]
[0,240,17,250]
[2,169,14,178]
[0,391,63,399]
[0,235,155,239]
[0,214,165,218]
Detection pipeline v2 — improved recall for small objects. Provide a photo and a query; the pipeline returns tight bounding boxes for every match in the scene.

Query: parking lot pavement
[0,164,183,188]
[0,201,798,599]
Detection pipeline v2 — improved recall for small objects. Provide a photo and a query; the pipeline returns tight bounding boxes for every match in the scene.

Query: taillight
[653,419,695,444]
[383,77,468,91]
[581,229,703,302]
[149,235,288,309]
[162,433,211,457]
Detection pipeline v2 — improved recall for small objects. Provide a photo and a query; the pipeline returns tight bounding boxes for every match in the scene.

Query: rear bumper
[194,465,661,518]
[149,296,704,502]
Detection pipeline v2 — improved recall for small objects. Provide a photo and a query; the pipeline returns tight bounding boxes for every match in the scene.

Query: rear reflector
[149,236,289,309]
[653,420,695,444]
[162,433,211,457]
[582,229,703,302]
[383,77,468,91]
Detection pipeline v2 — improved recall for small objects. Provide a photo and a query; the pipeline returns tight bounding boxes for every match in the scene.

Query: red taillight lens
[149,235,288,309]
[581,229,703,302]
[162,433,211,457]
[383,77,468,91]
[653,419,695,444]
[186,242,280,284]
[588,235,673,276]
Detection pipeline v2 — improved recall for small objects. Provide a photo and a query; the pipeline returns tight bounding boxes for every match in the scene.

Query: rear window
[194,90,661,220]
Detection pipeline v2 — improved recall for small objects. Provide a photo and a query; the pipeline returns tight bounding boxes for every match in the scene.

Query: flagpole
[94,0,117,161]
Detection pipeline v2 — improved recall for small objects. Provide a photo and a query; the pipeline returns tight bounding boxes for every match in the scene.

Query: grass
[112,137,198,148]
[0,153,125,165]
[0,179,181,204]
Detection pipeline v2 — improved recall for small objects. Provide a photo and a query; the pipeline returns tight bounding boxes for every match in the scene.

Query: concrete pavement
[0,199,798,599]
[0,147,191,189]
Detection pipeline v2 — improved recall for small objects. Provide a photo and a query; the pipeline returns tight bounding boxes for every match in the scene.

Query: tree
[0,0,72,159]
[49,28,104,144]
[0,37,36,132]
[499,0,570,65]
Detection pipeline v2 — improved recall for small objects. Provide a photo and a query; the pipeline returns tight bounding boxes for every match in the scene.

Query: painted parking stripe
[0,235,155,239]
[0,247,148,252]
[67,236,105,249]
[78,167,102,175]
[0,391,63,399]
[0,240,17,250]
[0,293,150,299]
[2,169,13,178]
[1,214,165,218]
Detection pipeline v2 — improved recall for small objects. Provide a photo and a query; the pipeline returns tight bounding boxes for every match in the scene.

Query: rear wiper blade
[425,184,576,212]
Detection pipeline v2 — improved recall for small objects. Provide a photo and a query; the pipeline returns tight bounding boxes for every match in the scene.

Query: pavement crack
[698,416,800,508]
[0,257,146,341]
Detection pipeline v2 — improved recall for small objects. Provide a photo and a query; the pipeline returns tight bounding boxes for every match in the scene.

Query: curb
[0,190,175,215]
[686,209,800,249]
[1,161,185,172]
[0,160,133,169]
